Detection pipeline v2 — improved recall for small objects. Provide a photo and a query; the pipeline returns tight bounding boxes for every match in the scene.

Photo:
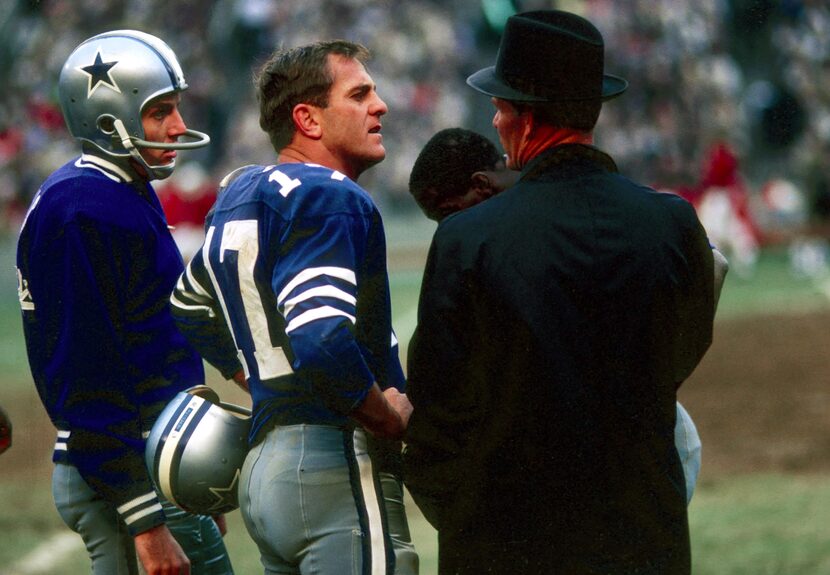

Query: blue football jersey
[172,163,405,442]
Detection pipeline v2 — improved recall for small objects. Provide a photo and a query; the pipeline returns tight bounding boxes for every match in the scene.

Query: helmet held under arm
[58,29,209,180]
[145,386,251,514]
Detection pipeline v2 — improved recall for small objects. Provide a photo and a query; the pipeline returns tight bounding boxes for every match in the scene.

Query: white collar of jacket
[76,153,135,183]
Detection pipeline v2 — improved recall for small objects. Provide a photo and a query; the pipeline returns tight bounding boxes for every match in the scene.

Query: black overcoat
[404,144,714,573]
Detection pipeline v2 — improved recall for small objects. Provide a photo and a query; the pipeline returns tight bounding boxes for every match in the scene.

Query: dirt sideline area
[5,286,830,486]
[13,312,829,483]
[679,310,830,481]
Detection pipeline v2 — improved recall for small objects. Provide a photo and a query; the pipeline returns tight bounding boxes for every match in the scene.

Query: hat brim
[466,66,628,103]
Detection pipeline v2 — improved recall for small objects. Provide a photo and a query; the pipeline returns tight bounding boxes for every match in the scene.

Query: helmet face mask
[59,30,209,180]
[145,387,251,514]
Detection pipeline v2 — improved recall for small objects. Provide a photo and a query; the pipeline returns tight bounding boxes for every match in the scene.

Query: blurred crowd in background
[1,0,829,277]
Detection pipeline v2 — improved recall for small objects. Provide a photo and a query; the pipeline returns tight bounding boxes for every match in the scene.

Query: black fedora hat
[467,10,627,103]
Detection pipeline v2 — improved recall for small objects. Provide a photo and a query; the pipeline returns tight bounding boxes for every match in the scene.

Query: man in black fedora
[403,10,716,574]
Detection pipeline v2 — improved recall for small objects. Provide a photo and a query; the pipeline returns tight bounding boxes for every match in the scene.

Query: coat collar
[519,144,618,182]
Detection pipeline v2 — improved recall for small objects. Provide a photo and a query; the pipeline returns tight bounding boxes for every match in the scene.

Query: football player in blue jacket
[170,41,417,574]
[16,31,232,575]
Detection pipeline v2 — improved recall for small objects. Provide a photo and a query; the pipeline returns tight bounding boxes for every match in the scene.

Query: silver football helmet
[145,386,251,514]
[58,30,209,180]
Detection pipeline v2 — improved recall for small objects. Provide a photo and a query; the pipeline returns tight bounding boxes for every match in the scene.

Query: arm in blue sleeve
[273,213,375,415]
[57,219,165,535]
[171,248,244,380]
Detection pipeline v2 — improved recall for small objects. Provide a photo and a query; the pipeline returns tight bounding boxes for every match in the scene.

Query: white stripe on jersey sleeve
[171,269,218,317]
[185,261,213,299]
[277,267,356,305]
[282,285,357,317]
[116,491,161,525]
[285,306,356,334]
[170,291,216,316]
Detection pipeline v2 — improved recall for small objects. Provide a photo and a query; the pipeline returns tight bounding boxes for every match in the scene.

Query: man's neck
[278,145,362,181]
[81,146,147,182]
[517,125,593,169]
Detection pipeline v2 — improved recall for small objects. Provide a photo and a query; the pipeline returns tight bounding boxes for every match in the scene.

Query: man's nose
[371,94,388,116]
[168,110,187,138]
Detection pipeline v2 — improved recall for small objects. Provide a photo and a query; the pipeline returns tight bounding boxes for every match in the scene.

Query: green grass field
[1,235,829,574]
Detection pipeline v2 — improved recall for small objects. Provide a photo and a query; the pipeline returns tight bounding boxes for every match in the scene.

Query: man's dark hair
[409,128,502,221]
[256,40,370,152]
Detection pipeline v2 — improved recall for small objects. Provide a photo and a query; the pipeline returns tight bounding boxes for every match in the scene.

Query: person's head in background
[408,127,519,222]
[466,10,627,171]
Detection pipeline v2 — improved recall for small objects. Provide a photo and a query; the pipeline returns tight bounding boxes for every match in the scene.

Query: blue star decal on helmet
[77,50,121,98]
[206,469,241,512]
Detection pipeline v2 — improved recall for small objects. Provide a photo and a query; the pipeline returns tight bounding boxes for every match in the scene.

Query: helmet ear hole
[97,114,116,135]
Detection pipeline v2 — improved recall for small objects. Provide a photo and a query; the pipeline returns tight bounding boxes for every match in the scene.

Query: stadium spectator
[2,1,829,270]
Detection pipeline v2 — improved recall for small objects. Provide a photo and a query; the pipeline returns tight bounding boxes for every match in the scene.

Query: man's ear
[292,103,322,139]
[472,169,520,197]
[521,105,536,139]
[470,172,499,201]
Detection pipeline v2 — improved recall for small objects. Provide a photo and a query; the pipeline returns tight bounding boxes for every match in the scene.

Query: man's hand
[351,384,413,440]
[231,369,249,393]
[134,524,190,575]
[213,514,228,536]
[383,387,413,429]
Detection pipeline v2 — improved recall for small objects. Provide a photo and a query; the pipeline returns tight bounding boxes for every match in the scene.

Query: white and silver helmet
[145,386,251,514]
[58,30,209,180]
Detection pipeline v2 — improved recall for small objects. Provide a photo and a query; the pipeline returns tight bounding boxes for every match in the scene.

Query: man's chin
[361,151,386,171]
[370,145,386,161]
[131,156,177,181]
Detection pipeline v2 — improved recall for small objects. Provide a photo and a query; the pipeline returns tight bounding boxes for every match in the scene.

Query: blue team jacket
[16,154,205,536]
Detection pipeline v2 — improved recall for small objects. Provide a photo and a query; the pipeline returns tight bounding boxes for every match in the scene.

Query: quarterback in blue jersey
[171,41,417,574]
[16,31,232,575]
